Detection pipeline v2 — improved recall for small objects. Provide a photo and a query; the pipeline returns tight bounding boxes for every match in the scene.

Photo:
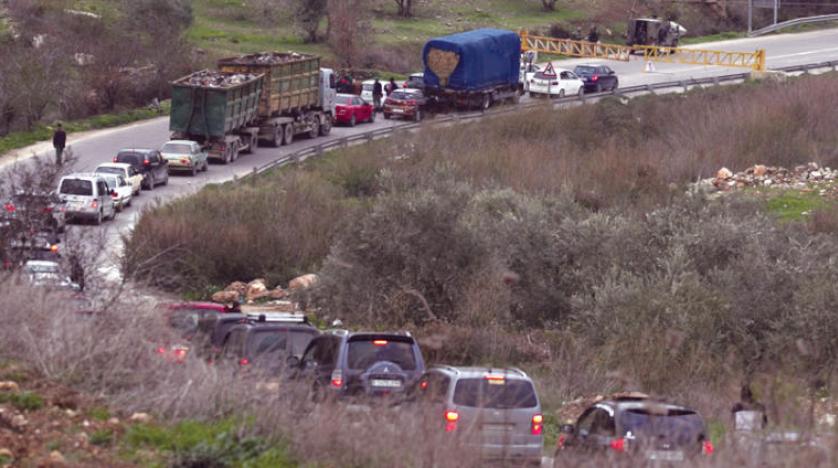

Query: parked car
[293,330,425,401]
[98,173,133,211]
[164,301,228,340]
[383,89,427,122]
[2,222,62,266]
[3,191,66,234]
[519,62,542,93]
[403,73,425,90]
[57,173,117,225]
[160,140,209,176]
[334,94,375,127]
[554,395,714,464]
[528,67,584,98]
[113,148,169,190]
[197,310,309,359]
[573,64,619,93]
[360,80,389,107]
[22,260,80,291]
[222,322,319,372]
[95,162,143,196]
[414,366,544,465]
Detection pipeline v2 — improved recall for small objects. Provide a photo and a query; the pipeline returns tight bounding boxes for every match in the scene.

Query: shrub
[0,390,44,411]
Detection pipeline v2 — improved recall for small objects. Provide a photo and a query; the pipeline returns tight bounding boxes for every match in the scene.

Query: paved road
[3,27,838,280]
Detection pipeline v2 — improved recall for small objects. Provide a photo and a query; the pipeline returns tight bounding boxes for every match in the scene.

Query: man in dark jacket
[53,123,66,165]
[587,25,599,43]
[372,79,383,111]
[732,384,768,431]
[385,78,398,96]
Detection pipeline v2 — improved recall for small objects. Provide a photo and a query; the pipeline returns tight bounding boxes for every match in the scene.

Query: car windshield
[116,153,142,167]
[620,409,705,445]
[452,378,538,409]
[346,338,417,370]
[96,167,123,176]
[249,329,318,359]
[59,179,93,196]
[161,144,191,154]
[575,66,597,74]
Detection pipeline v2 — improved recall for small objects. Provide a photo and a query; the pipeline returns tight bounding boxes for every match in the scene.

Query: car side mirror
[560,424,576,435]
[286,355,300,368]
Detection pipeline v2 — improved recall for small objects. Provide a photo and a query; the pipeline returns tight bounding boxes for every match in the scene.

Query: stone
[0,448,12,458]
[809,171,823,180]
[107,417,120,425]
[211,290,239,304]
[808,162,820,171]
[10,414,27,430]
[0,382,19,392]
[288,274,319,291]
[129,412,152,423]
[48,450,66,464]
[752,164,767,177]
[245,279,268,302]
[715,167,733,180]
[225,281,248,295]
[269,287,288,300]
[763,179,773,186]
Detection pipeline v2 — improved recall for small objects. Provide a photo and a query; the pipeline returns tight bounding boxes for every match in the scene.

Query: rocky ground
[699,162,838,196]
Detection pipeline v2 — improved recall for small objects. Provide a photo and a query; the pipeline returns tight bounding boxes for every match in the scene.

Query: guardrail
[243,59,838,179]
[749,14,838,37]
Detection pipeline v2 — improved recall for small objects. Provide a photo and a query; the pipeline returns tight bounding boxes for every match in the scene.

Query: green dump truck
[170,52,336,164]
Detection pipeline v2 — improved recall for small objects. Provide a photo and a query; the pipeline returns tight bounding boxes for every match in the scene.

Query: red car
[334,94,375,127]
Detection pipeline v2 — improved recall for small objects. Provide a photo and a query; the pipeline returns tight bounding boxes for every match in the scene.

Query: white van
[57,173,117,225]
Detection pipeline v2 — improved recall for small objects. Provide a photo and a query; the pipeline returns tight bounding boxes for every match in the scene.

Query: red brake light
[531,414,543,435]
[156,347,167,354]
[174,348,187,358]
[113,157,118,162]
[592,75,599,82]
[143,159,150,165]
[43,206,53,213]
[90,200,98,209]
[419,380,429,390]
[238,357,250,366]
[444,410,459,432]
[180,159,189,165]
[373,340,388,346]
[3,203,14,213]
[330,370,343,388]
[703,440,714,456]
[610,437,626,452]
[50,244,59,253]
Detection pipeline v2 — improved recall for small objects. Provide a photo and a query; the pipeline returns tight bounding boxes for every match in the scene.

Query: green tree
[295,0,328,43]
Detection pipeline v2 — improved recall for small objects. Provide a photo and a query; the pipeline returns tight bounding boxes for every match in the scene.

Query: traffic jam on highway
[3,23,806,464]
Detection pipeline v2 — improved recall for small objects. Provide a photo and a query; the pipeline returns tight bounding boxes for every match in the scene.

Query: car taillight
[703,440,714,456]
[444,410,459,432]
[557,434,567,449]
[610,437,626,453]
[50,244,59,253]
[372,340,388,346]
[143,159,150,165]
[90,200,98,209]
[238,357,250,366]
[419,380,429,390]
[592,75,599,82]
[43,206,53,213]
[330,369,343,388]
[180,158,189,165]
[112,157,118,162]
[3,203,14,213]
[531,414,543,435]
[156,346,167,354]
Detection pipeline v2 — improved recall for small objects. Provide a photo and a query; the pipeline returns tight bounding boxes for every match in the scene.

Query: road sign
[542,62,557,77]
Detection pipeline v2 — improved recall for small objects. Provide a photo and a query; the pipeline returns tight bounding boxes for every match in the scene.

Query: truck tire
[319,116,332,136]
[270,125,282,148]
[308,119,319,139]
[283,124,294,146]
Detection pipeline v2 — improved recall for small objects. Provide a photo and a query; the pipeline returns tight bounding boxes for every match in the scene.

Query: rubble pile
[700,162,838,194]
[223,52,310,65]
[180,70,259,88]
[210,274,318,305]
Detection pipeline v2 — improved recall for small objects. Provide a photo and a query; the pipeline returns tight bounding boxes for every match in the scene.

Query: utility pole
[748,0,753,33]
[774,0,779,25]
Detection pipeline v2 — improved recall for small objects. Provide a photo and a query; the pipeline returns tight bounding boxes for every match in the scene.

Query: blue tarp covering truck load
[423,28,521,110]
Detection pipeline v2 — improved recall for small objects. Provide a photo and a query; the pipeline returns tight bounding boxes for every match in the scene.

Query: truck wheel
[319,117,332,136]
[308,120,319,139]
[283,124,294,146]
[271,125,282,148]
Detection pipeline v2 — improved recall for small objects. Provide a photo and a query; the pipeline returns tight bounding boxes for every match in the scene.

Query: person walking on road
[372,78,384,111]
[53,123,66,165]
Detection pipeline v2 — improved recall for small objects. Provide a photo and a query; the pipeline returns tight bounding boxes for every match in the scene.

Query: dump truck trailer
[422,29,521,111]
[170,52,336,163]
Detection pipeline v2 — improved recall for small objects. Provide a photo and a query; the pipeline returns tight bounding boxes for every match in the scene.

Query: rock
[129,412,152,423]
[107,417,120,425]
[819,413,836,428]
[10,414,27,430]
[716,167,733,180]
[809,171,823,180]
[245,279,268,302]
[225,281,248,294]
[48,450,66,464]
[0,448,12,458]
[211,290,240,304]
[64,409,78,418]
[752,164,767,177]
[808,162,820,171]
[0,382,19,392]
[269,287,288,299]
[288,274,319,291]
[763,179,773,186]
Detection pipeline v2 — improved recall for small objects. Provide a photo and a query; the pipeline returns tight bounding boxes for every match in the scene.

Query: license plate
[647,450,684,461]
[371,379,401,388]
[392,108,404,114]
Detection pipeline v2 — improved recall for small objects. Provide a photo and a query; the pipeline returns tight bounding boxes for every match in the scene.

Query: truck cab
[320,68,337,117]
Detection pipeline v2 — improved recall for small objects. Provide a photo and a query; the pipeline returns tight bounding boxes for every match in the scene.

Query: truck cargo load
[423,28,520,91]
[218,52,321,118]
[170,70,263,140]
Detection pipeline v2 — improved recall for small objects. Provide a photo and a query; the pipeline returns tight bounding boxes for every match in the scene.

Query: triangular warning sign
[542,62,557,77]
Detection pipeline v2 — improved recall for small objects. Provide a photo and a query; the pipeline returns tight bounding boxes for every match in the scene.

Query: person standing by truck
[372,78,383,111]
[385,77,398,95]
[52,123,66,165]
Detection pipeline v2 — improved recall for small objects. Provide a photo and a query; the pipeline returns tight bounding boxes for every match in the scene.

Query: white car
[98,173,133,211]
[528,67,584,98]
[361,79,389,107]
[520,63,542,92]
[57,173,117,225]
[22,260,80,291]
[95,162,142,196]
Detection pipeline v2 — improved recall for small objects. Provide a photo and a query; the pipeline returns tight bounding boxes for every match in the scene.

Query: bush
[0,390,44,411]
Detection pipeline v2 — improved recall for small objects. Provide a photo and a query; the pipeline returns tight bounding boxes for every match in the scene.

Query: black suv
[195,311,310,359]
[222,322,319,372]
[555,394,713,464]
[293,331,425,400]
[114,148,168,190]
[573,64,619,93]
